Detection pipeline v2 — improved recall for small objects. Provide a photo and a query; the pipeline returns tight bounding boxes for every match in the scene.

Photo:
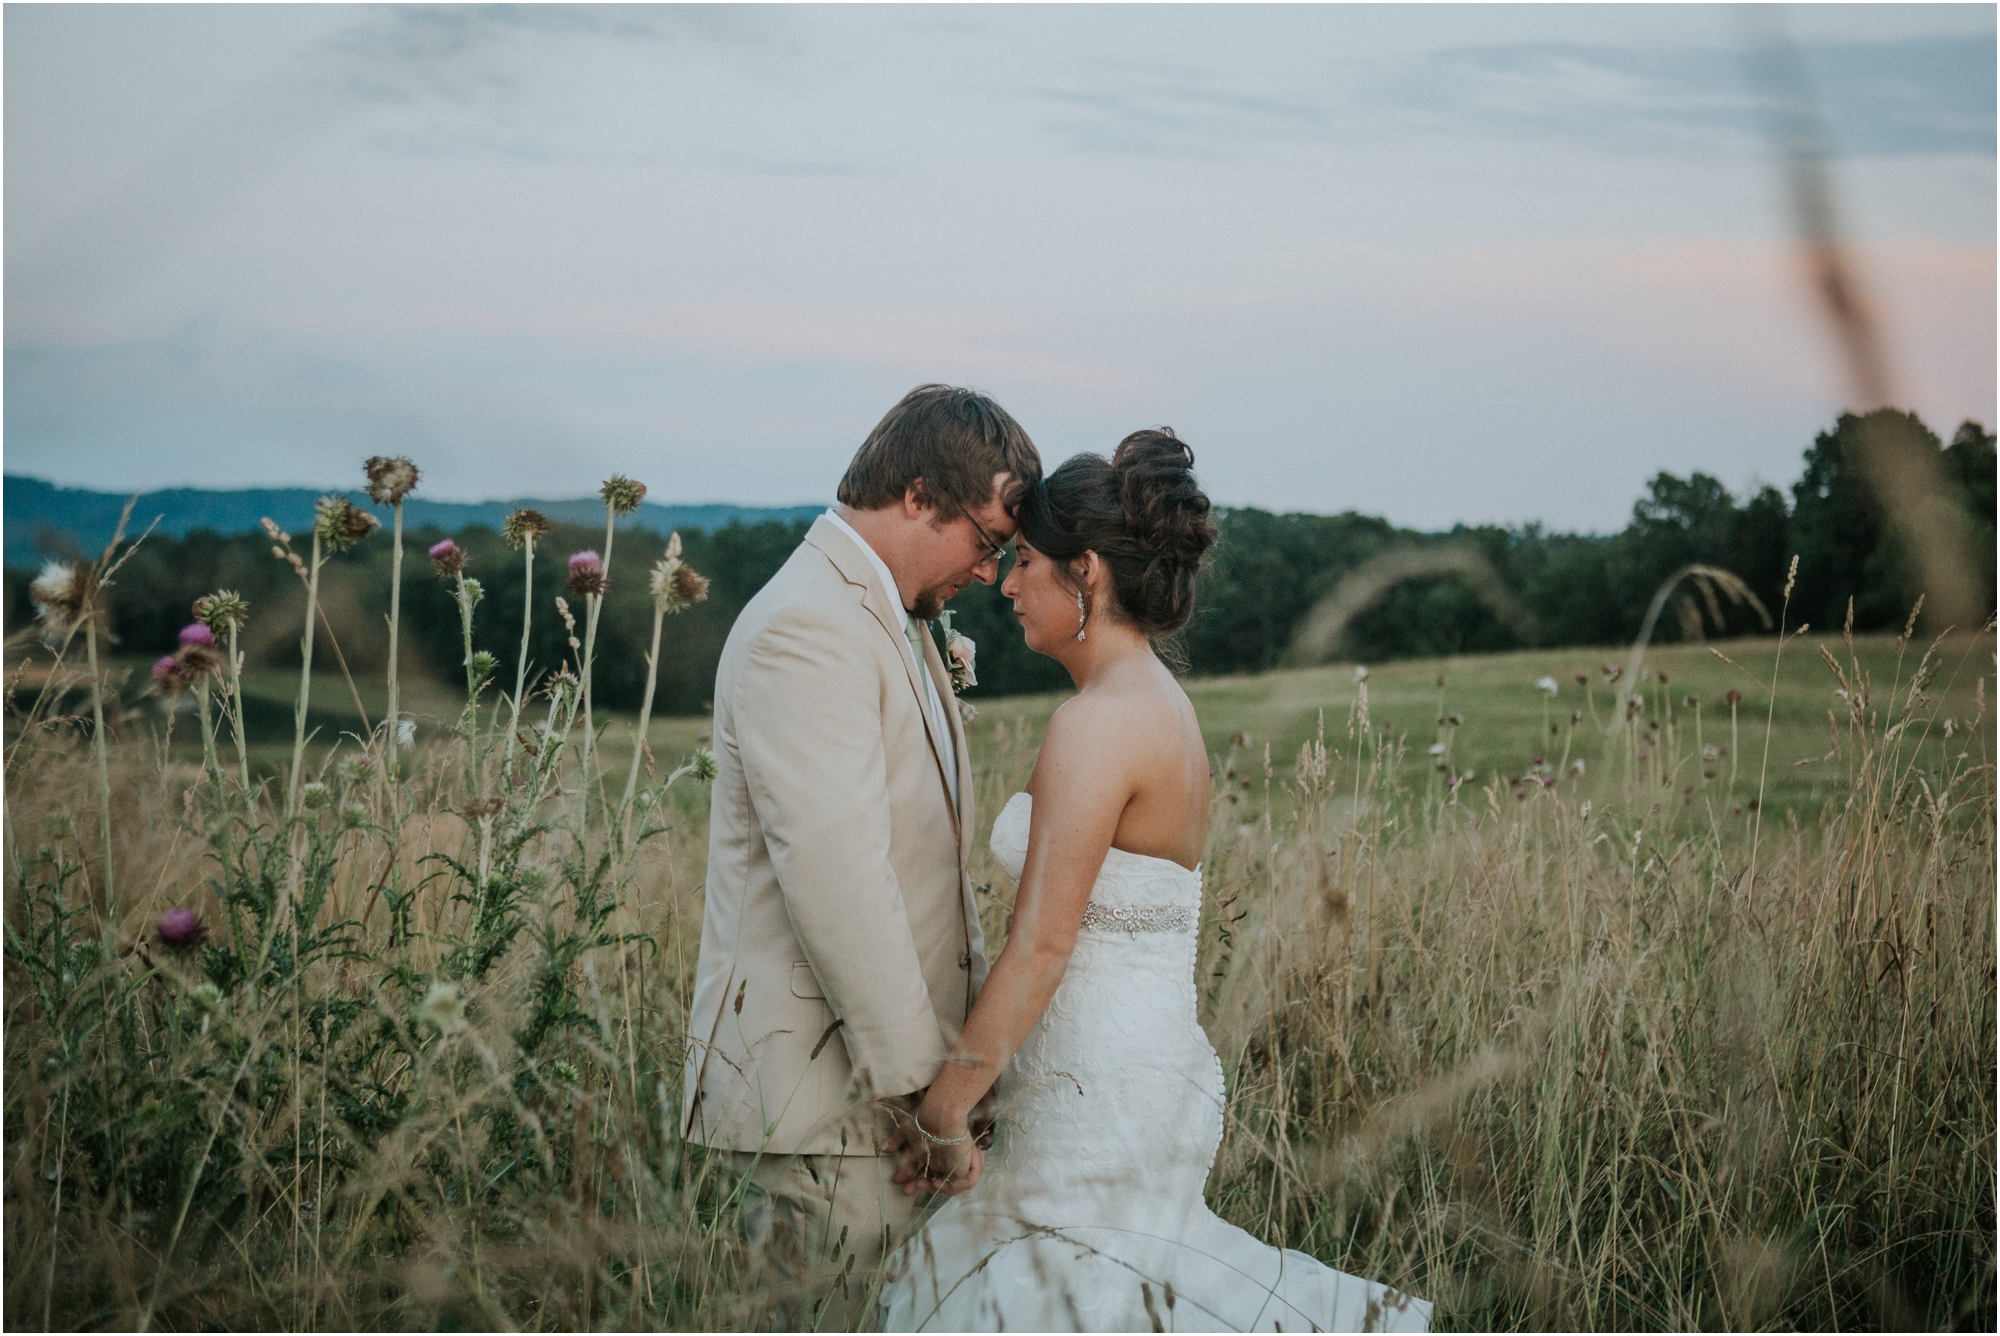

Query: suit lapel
[806,519,960,839]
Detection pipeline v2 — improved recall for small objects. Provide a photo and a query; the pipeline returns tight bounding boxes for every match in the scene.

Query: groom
[683,385,1040,1289]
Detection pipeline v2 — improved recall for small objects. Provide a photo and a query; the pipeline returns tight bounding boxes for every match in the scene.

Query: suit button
[959,952,972,969]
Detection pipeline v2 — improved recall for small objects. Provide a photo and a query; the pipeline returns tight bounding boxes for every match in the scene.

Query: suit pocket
[789,960,825,1000]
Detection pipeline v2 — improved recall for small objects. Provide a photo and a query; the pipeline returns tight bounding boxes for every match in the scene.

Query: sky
[5,3,1993,533]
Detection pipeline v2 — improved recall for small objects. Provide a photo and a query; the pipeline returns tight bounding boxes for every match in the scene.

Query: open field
[6,618,1993,1330]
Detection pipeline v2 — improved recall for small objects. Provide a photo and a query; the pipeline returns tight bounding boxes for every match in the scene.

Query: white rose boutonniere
[934,611,977,693]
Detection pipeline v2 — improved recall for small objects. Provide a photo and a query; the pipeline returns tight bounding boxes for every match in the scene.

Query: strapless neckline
[996,791,1202,876]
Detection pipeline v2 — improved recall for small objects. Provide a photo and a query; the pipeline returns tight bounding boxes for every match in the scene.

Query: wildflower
[1725,689,1743,706]
[1230,731,1252,747]
[193,590,250,634]
[156,907,206,950]
[1352,665,1369,683]
[1602,663,1624,684]
[1446,775,1463,790]
[1701,745,1720,760]
[300,782,332,811]
[1447,712,1463,726]
[461,578,484,606]
[1531,753,1544,766]
[429,539,464,577]
[178,622,215,648]
[419,980,466,1033]
[1683,695,1699,707]
[1536,676,1559,696]
[468,650,498,685]
[176,641,222,678]
[1427,742,1446,756]
[567,550,607,598]
[396,719,417,749]
[340,803,368,830]
[184,980,225,1018]
[601,474,648,516]
[1571,759,1586,776]
[502,508,551,549]
[1574,670,1588,684]
[691,748,718,782]
[337,755,376,785]
[152,655,186,692]
[647,534,712,613]
[363,455,421,505]
[313,495,380,553]
[1570,711,1582,725]
[29,561,91,635]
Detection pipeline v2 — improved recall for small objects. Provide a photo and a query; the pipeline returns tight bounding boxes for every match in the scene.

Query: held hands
[885,1096,985,1198]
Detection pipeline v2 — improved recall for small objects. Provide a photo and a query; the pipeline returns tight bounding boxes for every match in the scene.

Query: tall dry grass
[4,576,1992,1330]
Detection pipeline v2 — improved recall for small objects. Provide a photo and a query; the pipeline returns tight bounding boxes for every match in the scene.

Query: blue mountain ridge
[3,475,823,569]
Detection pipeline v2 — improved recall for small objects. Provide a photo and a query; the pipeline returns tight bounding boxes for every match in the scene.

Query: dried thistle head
[567,550,606,599]
[314,495,380,553]
[177,642,223,678]
[429,539,465,577]
[193,590,250,635]
[29,561,92,635]
[647,534,711,613]
[363,455,421,505]
[503,508,551,549]
[600,475,647,517]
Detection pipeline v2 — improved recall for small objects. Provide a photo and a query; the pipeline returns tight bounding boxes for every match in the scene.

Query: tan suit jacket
[683,516,986,1155]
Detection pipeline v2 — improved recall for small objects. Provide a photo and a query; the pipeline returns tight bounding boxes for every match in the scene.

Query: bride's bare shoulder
[1041,671,1195,767]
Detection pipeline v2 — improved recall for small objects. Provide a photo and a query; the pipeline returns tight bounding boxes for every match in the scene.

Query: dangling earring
[1075,588,1088,642]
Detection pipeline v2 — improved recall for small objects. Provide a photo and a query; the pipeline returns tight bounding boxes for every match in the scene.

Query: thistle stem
[197,681,223,786]
[227,623,251,791]
[505,535,535,770]
[458,572,477,704]
[578,505,617,827]
[287,534,325,817]
[84,614,115,925]
[385,499,405,768]
[619,602,667,846]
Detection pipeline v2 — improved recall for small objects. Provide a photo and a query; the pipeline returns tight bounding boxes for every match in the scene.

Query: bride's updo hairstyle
[1013,429,1218,637]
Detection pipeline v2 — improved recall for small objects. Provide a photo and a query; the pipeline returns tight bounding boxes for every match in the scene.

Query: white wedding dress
[879,793,1431,1333]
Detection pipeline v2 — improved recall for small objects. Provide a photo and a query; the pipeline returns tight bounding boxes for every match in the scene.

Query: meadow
[3,487,1992,1332]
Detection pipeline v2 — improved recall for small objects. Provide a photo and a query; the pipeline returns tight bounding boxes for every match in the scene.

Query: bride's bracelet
[914,1110,969,1147]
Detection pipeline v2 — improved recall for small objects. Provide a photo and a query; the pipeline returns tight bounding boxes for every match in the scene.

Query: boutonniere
[933,610,977,694]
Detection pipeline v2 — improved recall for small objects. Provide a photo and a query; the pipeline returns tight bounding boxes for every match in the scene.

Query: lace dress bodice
[881,794,1430,1333]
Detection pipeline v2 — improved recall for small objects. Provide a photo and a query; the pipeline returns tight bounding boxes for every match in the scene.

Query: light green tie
[906,618,947,731]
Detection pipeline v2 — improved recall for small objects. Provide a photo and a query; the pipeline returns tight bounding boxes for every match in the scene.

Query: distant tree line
[6,409,1992,715]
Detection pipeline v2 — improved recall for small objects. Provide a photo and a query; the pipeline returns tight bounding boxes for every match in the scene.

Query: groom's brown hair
[838,384,1041,521]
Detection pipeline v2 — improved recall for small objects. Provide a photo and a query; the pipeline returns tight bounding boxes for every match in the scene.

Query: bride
[877,431,1430,1333]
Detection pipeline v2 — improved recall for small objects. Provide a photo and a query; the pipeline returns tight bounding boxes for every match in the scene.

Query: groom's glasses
[965,514,1008,566]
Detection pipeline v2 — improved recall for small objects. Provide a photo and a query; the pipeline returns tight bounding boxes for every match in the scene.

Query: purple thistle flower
[567,549,606,598]
[156,907,206,949]
[430,539,464,577]
[179,622,215,647]
[152,655,182,688]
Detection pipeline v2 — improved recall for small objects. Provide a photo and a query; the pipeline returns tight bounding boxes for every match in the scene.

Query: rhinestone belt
[1080,902,1198,936]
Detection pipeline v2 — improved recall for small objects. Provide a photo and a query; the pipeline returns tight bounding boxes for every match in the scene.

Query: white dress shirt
[824,509,960,808]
